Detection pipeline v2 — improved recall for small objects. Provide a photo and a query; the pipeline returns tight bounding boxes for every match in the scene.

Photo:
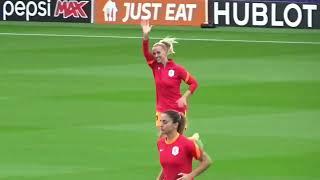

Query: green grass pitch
[0,22,320,179]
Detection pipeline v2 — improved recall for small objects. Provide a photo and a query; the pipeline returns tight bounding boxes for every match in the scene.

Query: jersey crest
[168,69,175,77]
[172,146,179,156]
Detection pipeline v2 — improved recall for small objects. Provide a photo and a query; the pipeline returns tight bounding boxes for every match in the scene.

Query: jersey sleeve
[188,139,203,160]
[177,65,198,94]
[157,137,165,151]
[157,138,161,150]
[142,39,156,68]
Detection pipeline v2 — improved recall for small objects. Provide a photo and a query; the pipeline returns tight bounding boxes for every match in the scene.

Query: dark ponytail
[163,110,186,134]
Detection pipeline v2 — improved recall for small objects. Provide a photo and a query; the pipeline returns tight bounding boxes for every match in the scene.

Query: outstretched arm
[141,20,155,67]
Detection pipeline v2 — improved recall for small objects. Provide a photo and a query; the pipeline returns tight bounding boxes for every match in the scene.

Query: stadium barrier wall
[207,0,320,29]
[1,0,318,29]
[0,0,93,23]
[0,0,206,26]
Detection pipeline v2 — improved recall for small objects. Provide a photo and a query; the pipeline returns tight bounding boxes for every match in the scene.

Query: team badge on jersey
[172,146,179,156]
[168,69,175,77]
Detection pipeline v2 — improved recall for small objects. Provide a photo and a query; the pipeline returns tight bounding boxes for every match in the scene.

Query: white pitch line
[0,32,320,45]
[0,97,9,100]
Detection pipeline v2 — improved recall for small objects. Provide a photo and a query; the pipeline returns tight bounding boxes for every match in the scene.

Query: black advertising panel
[208,0,320,29]
[0,0,92,23]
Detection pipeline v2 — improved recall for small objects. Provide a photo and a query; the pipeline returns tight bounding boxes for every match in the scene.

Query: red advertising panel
[95,0,205,26]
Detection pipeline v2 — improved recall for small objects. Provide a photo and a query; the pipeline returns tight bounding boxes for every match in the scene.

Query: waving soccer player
[141,20,198,130]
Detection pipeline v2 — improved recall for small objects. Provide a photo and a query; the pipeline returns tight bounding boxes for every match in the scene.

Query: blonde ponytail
[153,37,178,55]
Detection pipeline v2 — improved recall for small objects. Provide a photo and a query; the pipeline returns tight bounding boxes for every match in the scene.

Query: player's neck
[161,58,168,67]
[165,132,180,144]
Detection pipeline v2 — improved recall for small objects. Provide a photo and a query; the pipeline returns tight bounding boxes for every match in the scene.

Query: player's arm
[141,19,152,40]
[177,67,199,108]
[183,70,198,95]
[141,20,155,67]
[177,151,212,180]
[156,168,163,180]
[178,139,212,180]
[190,151,212,178]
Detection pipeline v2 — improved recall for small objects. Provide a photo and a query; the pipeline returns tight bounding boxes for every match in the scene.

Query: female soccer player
[156,110,212,180]
[141,20,198,129]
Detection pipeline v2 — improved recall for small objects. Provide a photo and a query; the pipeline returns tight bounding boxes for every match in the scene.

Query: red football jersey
[157,134,202,180]
[143,39,198,113]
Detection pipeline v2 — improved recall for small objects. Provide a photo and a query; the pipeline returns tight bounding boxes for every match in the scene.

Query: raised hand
[141,19,153,39]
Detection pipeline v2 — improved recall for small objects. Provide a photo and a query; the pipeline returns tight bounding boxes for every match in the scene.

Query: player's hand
[141,19,153,35]
[177,96,187,108]
[176,173,193,180]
